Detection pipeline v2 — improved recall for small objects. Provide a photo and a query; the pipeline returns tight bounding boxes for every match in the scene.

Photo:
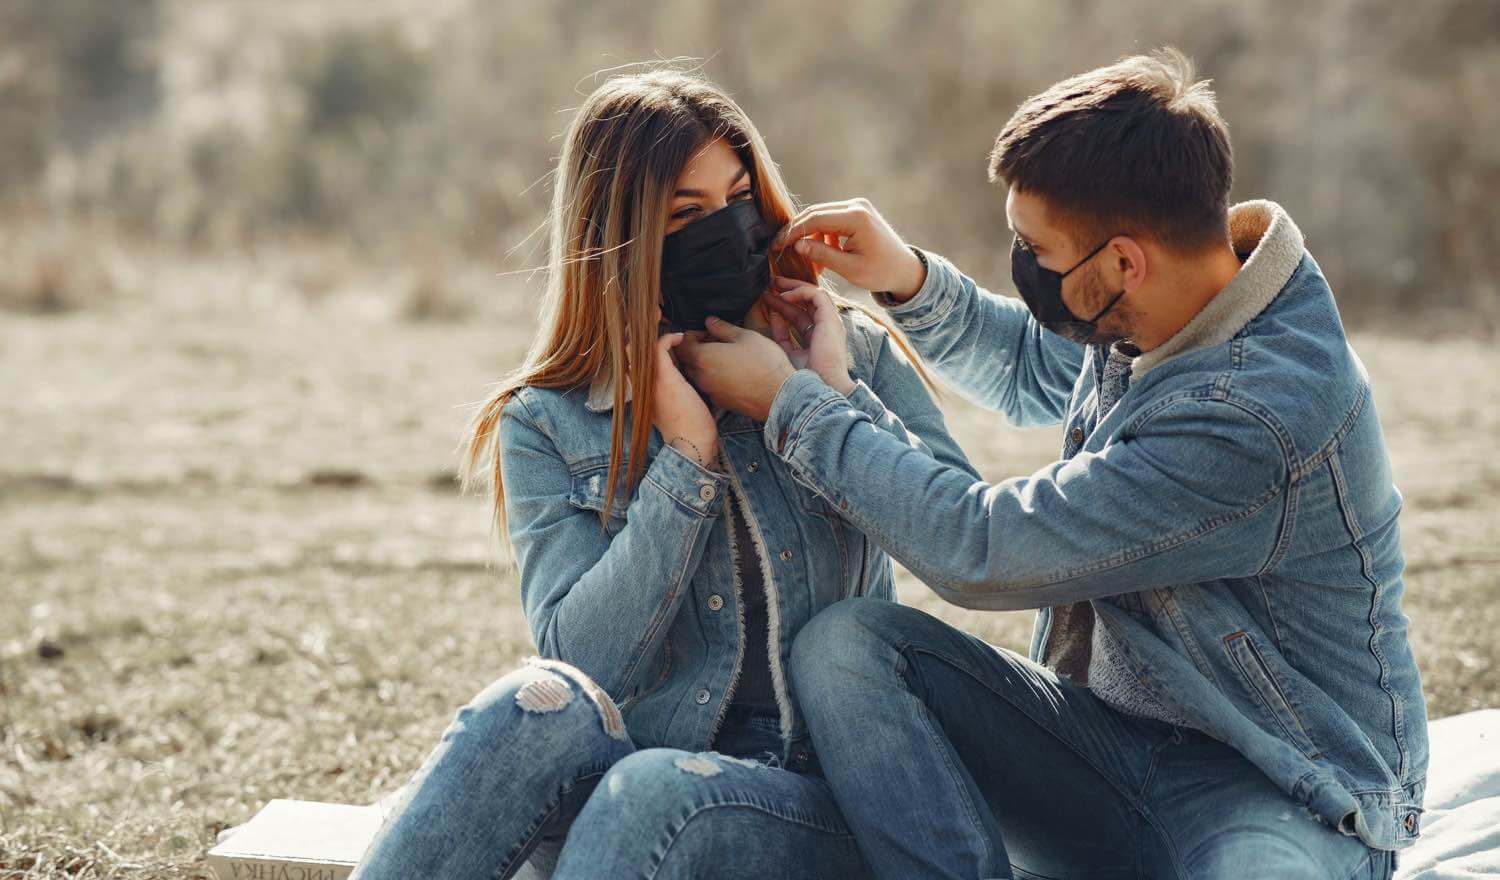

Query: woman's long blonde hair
[461,67,935,541]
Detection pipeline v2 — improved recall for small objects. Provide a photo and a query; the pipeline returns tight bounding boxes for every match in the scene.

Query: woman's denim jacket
[760,201,1428,851]
[497,308,977,768]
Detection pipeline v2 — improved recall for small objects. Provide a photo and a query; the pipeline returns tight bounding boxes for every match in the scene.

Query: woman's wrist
[823,369,856,396]
[668,434,719,469]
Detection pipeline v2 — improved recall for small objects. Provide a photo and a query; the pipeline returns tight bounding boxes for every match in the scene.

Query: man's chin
[1080,330,1124,347]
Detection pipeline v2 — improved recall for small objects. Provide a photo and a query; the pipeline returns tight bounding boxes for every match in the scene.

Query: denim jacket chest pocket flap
[567,462,632,523]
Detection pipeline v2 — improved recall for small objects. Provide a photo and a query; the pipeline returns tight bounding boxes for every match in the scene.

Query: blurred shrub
[0,228,117,314]
[0,0,1493,327]
[0,0,161,188]
[294,28,428,139]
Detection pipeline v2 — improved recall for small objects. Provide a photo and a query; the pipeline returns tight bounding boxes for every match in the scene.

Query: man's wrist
[876,245,928,303]
[757,363,798,421]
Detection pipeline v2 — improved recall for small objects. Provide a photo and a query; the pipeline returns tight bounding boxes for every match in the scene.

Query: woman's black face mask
[659,198,777,331]
[1010,234,1126,344]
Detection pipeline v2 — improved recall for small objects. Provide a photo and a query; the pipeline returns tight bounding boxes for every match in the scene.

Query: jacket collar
[1132,199,1305,379]
[584,370,730,422]
[584,371,629,413]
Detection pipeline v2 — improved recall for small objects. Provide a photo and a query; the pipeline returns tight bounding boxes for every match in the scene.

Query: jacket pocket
[568,465,631,533]
[788,472,836,520]
[1224,630,1323,760]
[617,634,673,713]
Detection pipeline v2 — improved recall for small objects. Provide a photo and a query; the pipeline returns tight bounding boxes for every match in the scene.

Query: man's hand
[676,317,796,423]
[773,197,926,301]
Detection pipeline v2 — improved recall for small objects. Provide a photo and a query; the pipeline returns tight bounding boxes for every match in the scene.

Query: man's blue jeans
[790,598,1398,880]
[347,659,869,879]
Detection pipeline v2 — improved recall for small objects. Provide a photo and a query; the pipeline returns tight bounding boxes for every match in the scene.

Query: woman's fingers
[779,285,838,324]
[652,331,686,375]
[767,303,791,347]
[762,286,812,323]
[656,331,683,354]
[762,287,820,347]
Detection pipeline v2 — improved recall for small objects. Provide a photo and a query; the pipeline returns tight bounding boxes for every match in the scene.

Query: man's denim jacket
[498,309,977,768]
[762,201,1428,851]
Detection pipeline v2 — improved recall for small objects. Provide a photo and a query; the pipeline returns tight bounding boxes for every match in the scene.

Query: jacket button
[698,483,717,502]
[779,548,793,561]
[695,688,711,705]
[1070,426,1085,445]
[707,594,724,611]
[747,461,759,473]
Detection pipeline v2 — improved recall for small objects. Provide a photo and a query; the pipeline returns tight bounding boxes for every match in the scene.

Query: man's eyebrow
[674,166,748,198]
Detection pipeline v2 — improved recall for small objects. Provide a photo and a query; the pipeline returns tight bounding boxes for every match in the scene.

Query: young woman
[348,68,976,880]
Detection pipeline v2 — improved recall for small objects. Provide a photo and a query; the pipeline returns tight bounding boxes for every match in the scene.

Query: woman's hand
[762,277,854,395]
[635,332,720,469]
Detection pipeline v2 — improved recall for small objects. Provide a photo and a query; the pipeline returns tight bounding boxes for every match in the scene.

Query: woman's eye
[731,188,753,201]
[672,205,701,220]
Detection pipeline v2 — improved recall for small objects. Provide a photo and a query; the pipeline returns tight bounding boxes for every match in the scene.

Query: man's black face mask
[1010,234,1126,345]
[659,198,777,331]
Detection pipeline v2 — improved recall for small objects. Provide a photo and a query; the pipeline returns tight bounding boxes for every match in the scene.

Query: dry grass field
[2,259,1496,878]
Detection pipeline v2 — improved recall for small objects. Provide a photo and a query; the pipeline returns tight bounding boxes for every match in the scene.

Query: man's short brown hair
[989,47,1233,254]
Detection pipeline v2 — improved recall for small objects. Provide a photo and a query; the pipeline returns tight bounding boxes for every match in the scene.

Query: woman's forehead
[674,138,746,193]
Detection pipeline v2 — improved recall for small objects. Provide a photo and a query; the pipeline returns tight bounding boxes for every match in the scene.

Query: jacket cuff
[643,441,729,517]
[764,368,853,457]
[843,378,889,423]
[871,247,962,331]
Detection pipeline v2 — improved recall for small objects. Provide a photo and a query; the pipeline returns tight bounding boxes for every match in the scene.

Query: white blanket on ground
[216,712,1500,876]
[1395,709,1500,879]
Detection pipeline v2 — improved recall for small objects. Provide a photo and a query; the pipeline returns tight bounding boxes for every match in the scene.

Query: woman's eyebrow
[674,166,748,198]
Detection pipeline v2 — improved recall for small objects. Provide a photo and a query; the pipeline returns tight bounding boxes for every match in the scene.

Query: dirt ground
[2,267,1496,877]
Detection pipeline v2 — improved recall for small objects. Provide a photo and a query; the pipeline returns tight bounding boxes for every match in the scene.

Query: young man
[676,48,1426,879]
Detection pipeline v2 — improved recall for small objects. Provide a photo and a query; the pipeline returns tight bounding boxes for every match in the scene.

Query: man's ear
[1112,237,1149,292]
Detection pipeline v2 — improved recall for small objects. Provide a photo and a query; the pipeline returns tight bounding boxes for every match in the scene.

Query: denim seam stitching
[899,641,1182,869]
[894,643,1001,872]
[1296,379,1371,478]
[1261,470,1299,574]
[1255,574,1289,655]
[643,468,719,520]
[782,391,849,462]
[1149,590,1226,692]
[1134,738,1191,880]
[1022,482,1282,589]
[1328,451,1409,780]
[614,504,702,698]
[1223,630,1322,758]
[495,767,609,879]
[510,391,547,438]
[886,266,957,331]
[643,803,859,879]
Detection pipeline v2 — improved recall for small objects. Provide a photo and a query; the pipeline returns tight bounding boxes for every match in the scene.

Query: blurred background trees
[1,0,1495,327]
